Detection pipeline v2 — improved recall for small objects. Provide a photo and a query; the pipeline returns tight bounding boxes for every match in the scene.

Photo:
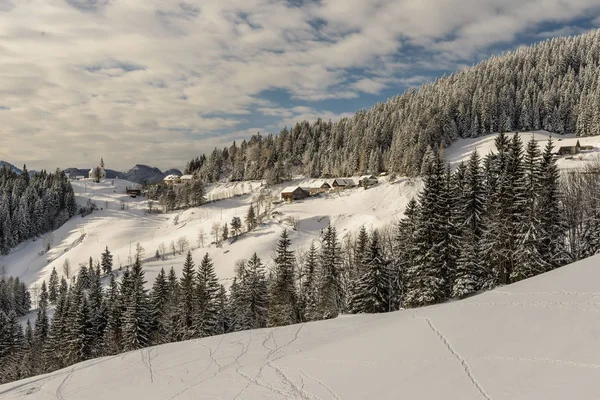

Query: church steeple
[100,158,105,168]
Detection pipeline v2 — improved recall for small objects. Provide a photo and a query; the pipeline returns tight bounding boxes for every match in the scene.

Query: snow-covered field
[1,253,599,399]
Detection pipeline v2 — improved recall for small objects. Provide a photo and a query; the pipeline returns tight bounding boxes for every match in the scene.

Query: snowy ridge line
[492,290,600,297]
[446,300,600,313]
[416,316,493,400]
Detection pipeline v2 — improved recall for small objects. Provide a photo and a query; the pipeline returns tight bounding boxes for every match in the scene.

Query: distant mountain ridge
[0,160,22,174]
[63,164,182,184]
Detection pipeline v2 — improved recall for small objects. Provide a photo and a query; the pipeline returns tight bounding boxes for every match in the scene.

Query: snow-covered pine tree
[318,224,344,319]
[102,272,122,356]
[48,267,59,304]
[512,137,548,281]
[65,278,92,364]
[354,225,369,278]
[150,268,171,344]
[538,138,567,267]
[122,255,150,351]
[349,231,392,314]
[246,204,257,232]
[404,155,447,307]
[269,229,299,326]
[101,246,113,275]
[300,242,320,321]
[194,253,221,337]
[88,264,105,356]
[392,198,418,308]
[453,150,488,297]
[239,253,269,329]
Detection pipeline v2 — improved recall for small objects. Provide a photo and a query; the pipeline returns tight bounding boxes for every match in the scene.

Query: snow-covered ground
[0,176,421,293]
[1,253,599,399]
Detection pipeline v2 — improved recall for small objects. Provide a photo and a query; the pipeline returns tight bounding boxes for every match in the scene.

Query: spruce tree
[393,198,418,308]
[150,268,171,344]
[101,246,113,275]
[318,224,344,318]
[246,204,257,231]
[48,267,59,304]
[194,253,220,337]
[404,155,447,307]
[103,272,122,355]
[122,255,150,351]
[269,229,299,326]
[538,138,566,267]
[350,231,392,314]
[300,243,319,321]
[178,251,196,340]
[453,151,488,297]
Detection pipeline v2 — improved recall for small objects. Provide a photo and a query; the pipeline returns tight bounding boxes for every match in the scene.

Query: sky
[1,0,600,171]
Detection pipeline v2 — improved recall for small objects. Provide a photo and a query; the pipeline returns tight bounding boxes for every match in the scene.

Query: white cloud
[0,0,598,170]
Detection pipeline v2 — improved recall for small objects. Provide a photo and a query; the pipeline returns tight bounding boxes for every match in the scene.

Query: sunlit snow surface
[1,254,600,399]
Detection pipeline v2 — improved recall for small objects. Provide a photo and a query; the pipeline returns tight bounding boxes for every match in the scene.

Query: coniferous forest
[185,30,600,183]
[0,167,77,255]
[2,133,600,384]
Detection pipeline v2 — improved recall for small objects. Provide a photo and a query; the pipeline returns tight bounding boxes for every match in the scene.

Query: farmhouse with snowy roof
[163,174,180,184]
[281,186,309,201]
[306,181,331,195]
[555,139,582,156]
[331,178,355,189]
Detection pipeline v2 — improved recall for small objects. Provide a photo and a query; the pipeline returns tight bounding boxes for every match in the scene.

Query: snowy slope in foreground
[2,255,600,400]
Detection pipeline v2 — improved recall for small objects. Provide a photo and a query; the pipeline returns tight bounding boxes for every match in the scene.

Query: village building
[126,184,142,197]
[163,174,181,185]
[555,139,582,156]
[359,175,379,186]
[180,174,194,182]
[331,178,355,189]
[281,186,310,201]
[89,158,107,181]
[306,181,331,195]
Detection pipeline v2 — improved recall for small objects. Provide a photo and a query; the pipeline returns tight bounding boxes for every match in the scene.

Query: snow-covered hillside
[2,130,598,296]
[0,176,421,293]
[446,130,600,170]
[1,253,599,399]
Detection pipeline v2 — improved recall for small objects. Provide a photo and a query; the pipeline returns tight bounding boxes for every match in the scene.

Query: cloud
[0,0,599,170]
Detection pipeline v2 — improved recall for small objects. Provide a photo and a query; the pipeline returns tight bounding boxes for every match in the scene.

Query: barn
[331,178,355,189]
[555,139,582,156]
[281,186,309,201]
[307,181,331,195]
[359,175,379,186]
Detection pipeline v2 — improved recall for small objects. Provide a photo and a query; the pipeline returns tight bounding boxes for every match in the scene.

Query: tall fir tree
[269,229,299,326]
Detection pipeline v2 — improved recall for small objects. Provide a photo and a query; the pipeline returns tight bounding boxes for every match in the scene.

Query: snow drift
[1,254,599,399]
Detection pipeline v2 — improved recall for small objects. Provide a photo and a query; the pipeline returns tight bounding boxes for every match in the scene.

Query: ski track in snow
[417,316,493,400]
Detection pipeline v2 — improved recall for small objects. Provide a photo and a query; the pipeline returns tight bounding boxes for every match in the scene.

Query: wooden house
[163,174,181,185]
[281,186,309,201]
[331,178,355,189]
[359,175,379,186]
[180,174,194,182]
[556,139,582,156]
[307,181,331,195]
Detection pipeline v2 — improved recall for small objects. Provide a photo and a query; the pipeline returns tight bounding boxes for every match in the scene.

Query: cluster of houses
[163,174,194,185]
[280,175,379,201]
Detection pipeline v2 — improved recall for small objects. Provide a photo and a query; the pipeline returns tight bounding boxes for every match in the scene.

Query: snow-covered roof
[555,138,581,147]
[281,186,304,194]
[359,175,378,180]
[306,181,330,189]
[163,174,180,181]
[180,174,194,180]
[333,178,355,186]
